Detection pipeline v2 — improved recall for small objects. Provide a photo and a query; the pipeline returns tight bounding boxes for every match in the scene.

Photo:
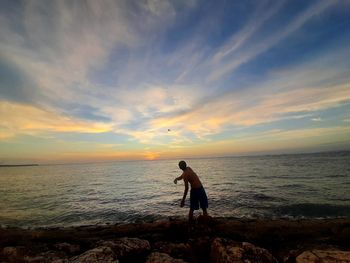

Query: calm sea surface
[1,152,349,228]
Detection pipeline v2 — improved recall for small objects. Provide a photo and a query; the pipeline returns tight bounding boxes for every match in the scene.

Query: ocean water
[0,152,349,228]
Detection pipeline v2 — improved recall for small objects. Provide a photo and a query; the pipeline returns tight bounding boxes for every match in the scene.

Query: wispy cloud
[212,0,286,63]
[0,1,137,104]
[207,0,337,82]
[149,62,350,140]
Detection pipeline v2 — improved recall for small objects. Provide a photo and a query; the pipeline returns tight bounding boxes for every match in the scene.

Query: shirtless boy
[174,160,209,222]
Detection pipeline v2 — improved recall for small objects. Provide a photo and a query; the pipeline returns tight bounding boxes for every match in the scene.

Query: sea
[1,151,349,228]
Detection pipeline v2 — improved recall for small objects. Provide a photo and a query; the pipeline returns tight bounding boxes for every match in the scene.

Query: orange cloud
[148,82,350,141]
[0,101,112,139]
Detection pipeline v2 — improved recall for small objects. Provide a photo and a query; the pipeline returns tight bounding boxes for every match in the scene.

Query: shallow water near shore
[0,151,349,228]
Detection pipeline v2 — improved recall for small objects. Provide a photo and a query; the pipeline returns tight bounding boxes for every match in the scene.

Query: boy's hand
[173,178,177,184]
[180,200,185,207]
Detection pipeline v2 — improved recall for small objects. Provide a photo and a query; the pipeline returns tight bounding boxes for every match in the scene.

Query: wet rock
[70,246,118,263]
[39,250,68,262]
[2,246,26,262]
[2,247,66,263]
[146,252,187,263]
[197,215,214,225]
[50,260,69,263]
[296,250,350,263]
[51,260,69,263]
[242,242,278,262]
[153,241,191,260]
[97,237,150,258]
[210,238,243,263]
[54,243,80,254]
[23,255,45,263]
[189,236,212,263]
[282,249,299,263]
[211,238,278,263]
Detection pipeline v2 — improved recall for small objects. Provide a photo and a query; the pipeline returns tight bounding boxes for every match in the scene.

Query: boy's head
[178,160,187,171]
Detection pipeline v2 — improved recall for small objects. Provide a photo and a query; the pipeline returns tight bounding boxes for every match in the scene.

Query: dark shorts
[190,186,208,210]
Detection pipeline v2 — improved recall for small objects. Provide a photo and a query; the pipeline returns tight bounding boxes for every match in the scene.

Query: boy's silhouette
[174,160,209,222]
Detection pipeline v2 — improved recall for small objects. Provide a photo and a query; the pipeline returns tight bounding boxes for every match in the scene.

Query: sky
[1,0,350,163]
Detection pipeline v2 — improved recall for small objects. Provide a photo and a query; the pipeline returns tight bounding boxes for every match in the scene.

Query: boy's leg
[199,187,209,217]
[188,208,194,222]
[202,208,208,217]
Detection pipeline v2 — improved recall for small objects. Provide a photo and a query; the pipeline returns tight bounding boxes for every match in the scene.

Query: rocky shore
[1,217,350,262]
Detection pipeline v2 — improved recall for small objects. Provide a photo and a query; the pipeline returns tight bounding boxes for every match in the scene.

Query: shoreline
[1,217,350,262]
[0,164,39,167]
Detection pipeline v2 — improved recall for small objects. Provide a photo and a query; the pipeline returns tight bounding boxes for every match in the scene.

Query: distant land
[0,164,39,167]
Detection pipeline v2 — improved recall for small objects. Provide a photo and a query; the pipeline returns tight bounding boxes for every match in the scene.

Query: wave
[278,183,305,188]
[274,203,350,218]
[234,192,286,202]
[325,174,348,178]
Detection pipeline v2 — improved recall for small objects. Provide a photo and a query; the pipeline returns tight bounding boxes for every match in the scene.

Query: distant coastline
[0,164,39,167]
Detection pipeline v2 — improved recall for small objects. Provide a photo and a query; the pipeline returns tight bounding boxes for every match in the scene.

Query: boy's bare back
[182,167,202,189]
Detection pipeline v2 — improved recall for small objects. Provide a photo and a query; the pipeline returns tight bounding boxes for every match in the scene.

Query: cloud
[207,0,337,82]
[148,72,350,140]
[0,55,41,104]
[212,0,286,63]
[143,0,176,18]
[182,125,350,157]
[0,0,137,107]
[0,101,112,140]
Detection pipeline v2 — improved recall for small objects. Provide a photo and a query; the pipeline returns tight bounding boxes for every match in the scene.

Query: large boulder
[2,246,26,262]
[2,246,68,263]
[54,243,81,254]
[296,250,350,263]
[97,237,150,258]
[153,241,191,260]
[146,252,188,263]
[211,238,278,263]
[70,246,118,263]
[38,250,68,262]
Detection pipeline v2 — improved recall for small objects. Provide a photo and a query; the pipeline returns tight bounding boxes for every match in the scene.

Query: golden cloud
[149,82,350,140]
[0,101,112,139]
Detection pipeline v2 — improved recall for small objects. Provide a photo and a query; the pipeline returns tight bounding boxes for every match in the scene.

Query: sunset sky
[1,0,350,163]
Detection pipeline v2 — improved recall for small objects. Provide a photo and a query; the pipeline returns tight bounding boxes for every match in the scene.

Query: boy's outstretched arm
[180,179,189,207]
[173,174,183,184]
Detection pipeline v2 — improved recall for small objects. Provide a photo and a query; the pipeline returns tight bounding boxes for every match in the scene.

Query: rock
[197,215,213,225]
[283,249,299,263]
[153,242,191,260]
[296,250,350,263]
[70,246,118,263]
[23,255,45,263]
[51,260,69,263]
[211,239,243,263]
[146,252,188,263]
[97,237,150,258]
[2,246,66,263]
[189,237,212,263]
[242,242,278,263]
[39,250,68,262]
[54,243,80,254]
[2,246,26,262]
[211,238,278,263]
